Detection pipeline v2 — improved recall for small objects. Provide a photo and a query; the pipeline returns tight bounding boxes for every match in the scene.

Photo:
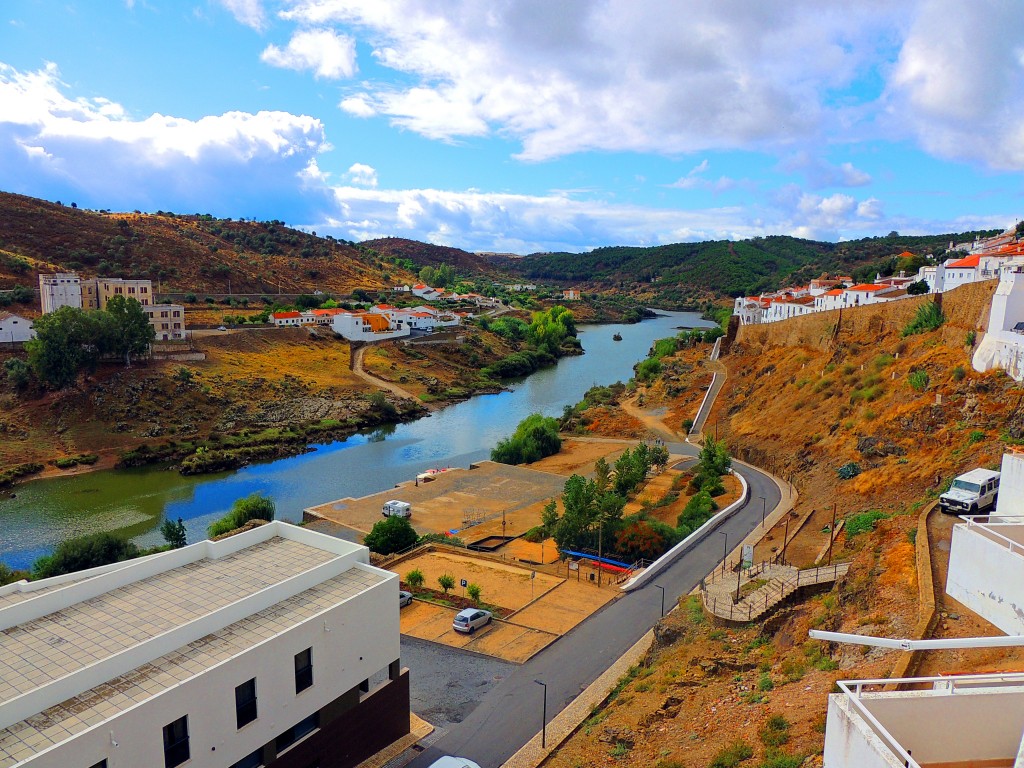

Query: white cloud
[780,152,872,188]
[0,62,328,216]
[218,0,267,31]
[343,162,378,187]
[271,0,903,161]
[886,0,1024,169]
[261,28,357,79]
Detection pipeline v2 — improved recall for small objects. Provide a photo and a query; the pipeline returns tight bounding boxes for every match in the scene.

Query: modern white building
[0,521,410,768]
[0,312,35,343]
[331,311,409,341]
[38,273,81,314]
[973,267,1024,382]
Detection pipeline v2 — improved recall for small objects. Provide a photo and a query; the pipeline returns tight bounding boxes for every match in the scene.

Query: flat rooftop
[960,516,1024,549]
[0,522,386,767]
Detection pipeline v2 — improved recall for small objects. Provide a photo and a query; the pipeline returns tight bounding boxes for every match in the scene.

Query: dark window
[163,715,190,768]
[89,761,108,768]
[275,712,319,753]
[230,748,263,768]
[294,648,313,693]
[235,678,258,729]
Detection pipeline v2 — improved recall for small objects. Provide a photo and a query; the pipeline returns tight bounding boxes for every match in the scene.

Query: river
[0,311,713,569]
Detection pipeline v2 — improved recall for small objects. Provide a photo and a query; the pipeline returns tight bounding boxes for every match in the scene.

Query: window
[163,715,190,768]
[235,678,258,729]
[230,748,263,768]
[88,761,108,768]
[275,712,319,753]
[294,648,313,693]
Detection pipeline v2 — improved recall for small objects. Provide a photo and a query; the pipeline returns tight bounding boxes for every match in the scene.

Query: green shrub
[967,429,985,444]
[756,754,803,768]
[32,532,140,578]
[845,509,889,537]
[405,569,424,588]
[438,573,455,594]
[952,365,966,381]
[207,493,276,537]
[908,370,929,392]
[965,329,977,347]
[902,301,945,336]
[710,740,754,768]
[760,714,791,747]
[467,583,481,602]
[837,462,861,480]
[363,516,418,554]
[491,413,562,465]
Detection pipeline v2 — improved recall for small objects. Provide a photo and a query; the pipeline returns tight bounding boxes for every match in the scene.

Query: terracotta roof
[273,311,301,319]
[898,251,916,259]
[947,254,981,268]
[847,284,886,292]
[824,289,844,296]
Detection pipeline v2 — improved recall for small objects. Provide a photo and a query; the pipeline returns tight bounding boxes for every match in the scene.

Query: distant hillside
[359,237,497,277]
[0,192,416,295]
[512,231,1002,305]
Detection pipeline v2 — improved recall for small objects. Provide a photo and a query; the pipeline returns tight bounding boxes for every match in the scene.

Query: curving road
[409,445,783,768]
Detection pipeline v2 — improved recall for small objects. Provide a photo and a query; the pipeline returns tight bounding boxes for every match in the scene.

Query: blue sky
[1,1,1022,253]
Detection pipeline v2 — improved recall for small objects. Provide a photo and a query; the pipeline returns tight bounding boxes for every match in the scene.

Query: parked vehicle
[426,757,482,768]
[399,590,413,608]
[382,500,412,518]
[452,608,492,634]
[939,468,1000,515]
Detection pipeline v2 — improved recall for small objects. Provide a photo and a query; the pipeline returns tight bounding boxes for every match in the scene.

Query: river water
[0,311,713,569]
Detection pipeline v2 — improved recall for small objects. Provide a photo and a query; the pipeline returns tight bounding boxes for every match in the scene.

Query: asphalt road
[410,443,782,768]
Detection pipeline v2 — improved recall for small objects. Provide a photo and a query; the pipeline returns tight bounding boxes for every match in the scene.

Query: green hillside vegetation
[514,230,1001,304]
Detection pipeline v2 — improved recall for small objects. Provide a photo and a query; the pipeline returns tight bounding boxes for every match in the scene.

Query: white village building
[0,311,35,343]
[0,521,410,768]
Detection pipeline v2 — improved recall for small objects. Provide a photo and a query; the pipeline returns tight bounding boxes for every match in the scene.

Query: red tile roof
[847,284,886,292]
[272,311,301,319]
[947,254,980,268]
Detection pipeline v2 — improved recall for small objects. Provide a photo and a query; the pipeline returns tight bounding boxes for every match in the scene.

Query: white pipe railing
[810,629,1024,650]
[962,516,1024,556]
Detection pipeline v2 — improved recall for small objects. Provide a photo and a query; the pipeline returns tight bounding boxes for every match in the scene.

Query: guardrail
[962,516,1024,557]
[702,562,849,623]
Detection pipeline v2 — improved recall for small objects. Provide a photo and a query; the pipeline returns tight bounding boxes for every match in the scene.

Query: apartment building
[0,521,410,768]
[81,277,153,310]
[144,304,187,341]
[38,273,82,314]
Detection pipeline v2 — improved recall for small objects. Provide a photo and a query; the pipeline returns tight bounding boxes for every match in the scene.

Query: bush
[908,370,929,392]
[760,715,790,747]
[709,740,754,768]
[32,532,140,578]
[363,516,418,555]
[160,517,188,549]
[952,365,966,382]
[845,509,889,537]
[491,413,562,465]
[836,462,861,480]
[965,329,977,347]
[902,301,945,336]
[405,569,424,588]
[467,583,481,602]
[207,492,276,537]
[4,358,31,391]
[438,573,455,594]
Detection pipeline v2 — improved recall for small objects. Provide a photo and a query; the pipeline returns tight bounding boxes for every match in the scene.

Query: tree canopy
[207,493,276,537]
[491,413,562,465]
[32,532,140,579]
[363,515,418,555]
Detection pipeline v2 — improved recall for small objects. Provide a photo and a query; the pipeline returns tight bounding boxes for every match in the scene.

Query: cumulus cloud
[0,62,328,217]
[343,162,378,187]
[261,28,357,79]
[276,0,901,160]
[779,152,872,188]
[666,159,739,193]
[218,0,267,31]
[886,0,1024,169]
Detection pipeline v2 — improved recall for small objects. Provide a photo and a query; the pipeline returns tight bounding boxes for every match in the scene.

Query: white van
[382,500,412,518]
[939,468,1000,515]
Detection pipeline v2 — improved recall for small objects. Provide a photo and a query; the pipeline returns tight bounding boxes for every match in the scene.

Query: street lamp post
[760,496,766,528]
[719,531,728,576]
[534,679,548,749]
[655,584,666,617]
[782,514,791,564]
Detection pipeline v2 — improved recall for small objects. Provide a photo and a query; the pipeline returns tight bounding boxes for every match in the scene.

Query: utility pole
[720,531,728,576]
[597,521,603,587]
[782,514,790,564]
[827,503,837,566]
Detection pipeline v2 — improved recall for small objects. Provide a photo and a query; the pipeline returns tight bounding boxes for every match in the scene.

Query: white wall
[946,522,1024,635]
[0,314,35,342]
[996,452,1024,517]
[973,270,1024,381]
[23,564,400,768]
[823,694,904,768]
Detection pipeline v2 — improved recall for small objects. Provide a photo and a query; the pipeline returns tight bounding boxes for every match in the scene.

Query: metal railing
[962,516,1024,557]
[702,562,849,622]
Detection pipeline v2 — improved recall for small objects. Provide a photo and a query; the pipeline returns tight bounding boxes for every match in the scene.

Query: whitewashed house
[973,267,1024,381]
[331,311,409,341]
[0,311,35,343]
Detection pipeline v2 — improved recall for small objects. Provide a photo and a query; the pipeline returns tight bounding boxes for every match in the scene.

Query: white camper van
[382,500,412,518]
[939,468,1000,515]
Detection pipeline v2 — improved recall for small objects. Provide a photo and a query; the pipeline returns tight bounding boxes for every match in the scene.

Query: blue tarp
[560,549,632,569]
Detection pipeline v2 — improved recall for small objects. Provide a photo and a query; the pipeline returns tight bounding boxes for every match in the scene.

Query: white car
[427,757,481,768]
[399,590,413,608]
[452,608,491,634]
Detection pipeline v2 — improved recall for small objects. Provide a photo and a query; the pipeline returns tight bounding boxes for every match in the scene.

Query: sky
[1,1,1023,254]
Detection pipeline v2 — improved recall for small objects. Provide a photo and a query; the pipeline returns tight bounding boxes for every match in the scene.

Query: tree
[906,280,930,295]
[25,306,109,388]
[160,517,188,549]
[363,515,418,555]
[405,568,424,588]
[105,295,155,367]
[467,583,481,603]
[438,573,455,594]
[207,493,276,537]
[4,358,31,391]
[491,413,562,465]
[32,532,140,578]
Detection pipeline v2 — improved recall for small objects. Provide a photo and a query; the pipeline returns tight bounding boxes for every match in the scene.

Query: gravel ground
[401,636,516,732]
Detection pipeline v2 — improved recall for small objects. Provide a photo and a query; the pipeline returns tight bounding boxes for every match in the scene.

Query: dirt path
[619,397,685,443]
[351,343,436,410]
